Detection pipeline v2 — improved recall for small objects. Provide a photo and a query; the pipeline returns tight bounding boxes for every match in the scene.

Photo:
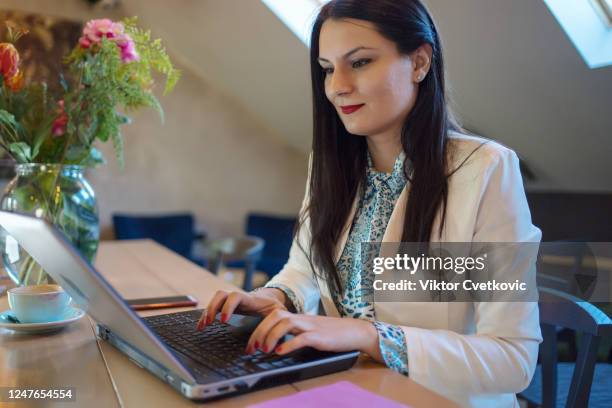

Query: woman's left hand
[245,309,383,361]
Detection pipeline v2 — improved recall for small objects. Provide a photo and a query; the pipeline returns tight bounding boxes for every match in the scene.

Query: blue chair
[245,213,297,278]
[519,288,612,407]
[112,213,206,266]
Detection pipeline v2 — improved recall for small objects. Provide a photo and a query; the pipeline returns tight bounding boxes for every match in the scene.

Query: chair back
[246,213,296,278]
[533,287,612,407]
[112,213,200,261]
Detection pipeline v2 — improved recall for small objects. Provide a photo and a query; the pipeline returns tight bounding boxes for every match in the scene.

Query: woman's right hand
[196,288,289,331]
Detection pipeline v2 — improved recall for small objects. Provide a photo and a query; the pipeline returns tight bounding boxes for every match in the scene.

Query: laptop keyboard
[143,310,301,379]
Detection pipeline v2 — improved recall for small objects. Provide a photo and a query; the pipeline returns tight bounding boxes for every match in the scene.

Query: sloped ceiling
[4,0,612,192]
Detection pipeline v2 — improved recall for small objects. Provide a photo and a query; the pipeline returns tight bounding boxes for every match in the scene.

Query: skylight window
[543,0,612,68]
[261,0,329,46]
[592,0,612,26]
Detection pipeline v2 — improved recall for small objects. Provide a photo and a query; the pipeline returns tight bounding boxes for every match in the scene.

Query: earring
[417,73,424,82]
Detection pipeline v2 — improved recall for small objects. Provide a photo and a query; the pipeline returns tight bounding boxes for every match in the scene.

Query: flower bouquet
[0,18,179,285]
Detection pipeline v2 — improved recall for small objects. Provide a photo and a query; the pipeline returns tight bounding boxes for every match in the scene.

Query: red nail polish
[275,345,283,353]
[262,345,269,353]
[254,341,259,349]
[221,313,227,323]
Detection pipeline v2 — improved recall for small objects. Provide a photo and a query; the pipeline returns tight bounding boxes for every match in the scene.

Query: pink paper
[248,381,410,408]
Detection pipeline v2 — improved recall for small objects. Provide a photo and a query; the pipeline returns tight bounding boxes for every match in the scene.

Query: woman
[198,1,541,406]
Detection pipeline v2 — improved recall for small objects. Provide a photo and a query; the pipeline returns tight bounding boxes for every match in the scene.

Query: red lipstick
[341,104,365,114]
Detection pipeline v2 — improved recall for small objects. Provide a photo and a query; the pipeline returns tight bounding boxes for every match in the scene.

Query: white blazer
[266,133,542,408]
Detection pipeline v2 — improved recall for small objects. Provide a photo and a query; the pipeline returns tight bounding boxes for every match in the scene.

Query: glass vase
[0,164,99,286]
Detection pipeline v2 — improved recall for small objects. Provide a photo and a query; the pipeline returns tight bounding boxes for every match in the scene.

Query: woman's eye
[322,67,334,75]
[352,58,371,69]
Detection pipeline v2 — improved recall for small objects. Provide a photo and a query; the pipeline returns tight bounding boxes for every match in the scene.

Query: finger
[219,292,248,323]
[206,290,230,323]
[261,317,300,354]
[246,309,290,353]
[275,332,317,355]
[197,290,228,330]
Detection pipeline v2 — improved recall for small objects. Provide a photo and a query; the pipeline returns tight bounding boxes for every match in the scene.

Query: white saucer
[0,307,85,334]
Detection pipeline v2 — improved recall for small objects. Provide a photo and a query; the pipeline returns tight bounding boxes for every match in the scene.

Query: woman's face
[318,18,427,139]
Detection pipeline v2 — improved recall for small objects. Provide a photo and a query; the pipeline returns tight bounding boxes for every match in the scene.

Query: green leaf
[144,93,164,123]
[0,109,18,127]
[31,116,54,160]
[111,129,125,170]
[83,115,99,146]
[8,142,32,163]
[59,73,69,92]
[165,69,181,95]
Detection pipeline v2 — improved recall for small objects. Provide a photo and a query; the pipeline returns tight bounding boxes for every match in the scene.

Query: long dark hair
[301,0,464,293]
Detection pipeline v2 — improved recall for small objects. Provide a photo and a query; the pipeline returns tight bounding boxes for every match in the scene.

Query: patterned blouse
[264,151,410,376]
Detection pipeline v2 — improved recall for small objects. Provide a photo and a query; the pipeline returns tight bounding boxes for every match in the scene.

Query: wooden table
[0,240,457,407]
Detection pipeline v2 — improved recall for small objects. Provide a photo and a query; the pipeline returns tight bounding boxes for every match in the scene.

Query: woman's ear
[412,44,433,83]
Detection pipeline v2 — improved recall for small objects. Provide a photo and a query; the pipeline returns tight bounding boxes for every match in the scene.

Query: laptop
[0,211,359,400]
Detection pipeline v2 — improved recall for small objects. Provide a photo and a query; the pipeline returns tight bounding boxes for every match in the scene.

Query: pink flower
[80,19,123,46]
[116,34,139,63]
[78,19,138,63]
[79,36,92,49]
[52,100,68,137]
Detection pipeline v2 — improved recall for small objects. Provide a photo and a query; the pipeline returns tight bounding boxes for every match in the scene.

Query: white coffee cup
[8,284,72,323]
